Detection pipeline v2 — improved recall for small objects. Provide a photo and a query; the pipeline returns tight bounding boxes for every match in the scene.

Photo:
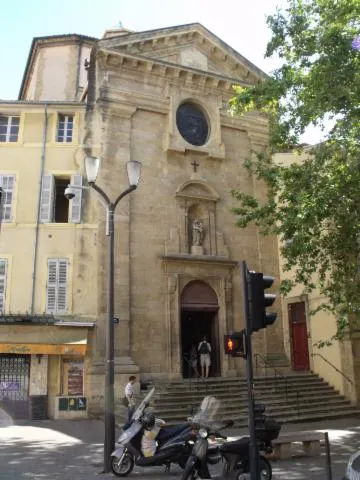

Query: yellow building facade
[275,151,357,405]
[0,101,99,419]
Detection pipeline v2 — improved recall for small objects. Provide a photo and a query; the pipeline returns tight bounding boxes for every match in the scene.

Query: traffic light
[249,272,277,333]
[224,331,246,357]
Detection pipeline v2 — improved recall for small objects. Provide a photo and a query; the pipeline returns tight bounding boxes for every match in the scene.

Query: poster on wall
[67,362,83,396]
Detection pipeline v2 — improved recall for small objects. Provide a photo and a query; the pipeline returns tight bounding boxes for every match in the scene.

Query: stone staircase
[115,373,360,427]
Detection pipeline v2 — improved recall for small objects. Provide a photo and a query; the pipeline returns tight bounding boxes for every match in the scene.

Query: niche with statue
[164,180,230,258]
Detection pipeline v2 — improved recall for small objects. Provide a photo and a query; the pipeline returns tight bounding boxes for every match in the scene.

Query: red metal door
[289,302,310,370]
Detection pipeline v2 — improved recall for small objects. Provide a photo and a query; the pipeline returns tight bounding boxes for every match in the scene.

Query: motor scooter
[111,387,194,477]
[181,397,280,480]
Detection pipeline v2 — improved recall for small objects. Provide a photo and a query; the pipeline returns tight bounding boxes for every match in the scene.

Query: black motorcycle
[218,415,280,479]
[180,395,228,480]
[111,387,194,477]
[181,397,281,480]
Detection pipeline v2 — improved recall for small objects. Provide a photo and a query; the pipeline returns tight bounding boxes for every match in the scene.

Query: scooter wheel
[111,452,134,477]
[258,456,272,480]
[238,456,272,480]
[181,463,198,480]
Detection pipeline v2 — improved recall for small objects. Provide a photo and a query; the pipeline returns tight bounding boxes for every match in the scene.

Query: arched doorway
[180,281,220,378]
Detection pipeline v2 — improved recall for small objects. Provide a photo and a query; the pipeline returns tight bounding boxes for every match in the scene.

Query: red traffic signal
[224,331,246,357]
[225,336,235,353]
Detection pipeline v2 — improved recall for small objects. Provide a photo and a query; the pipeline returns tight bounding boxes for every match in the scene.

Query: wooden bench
[272,431,323,459]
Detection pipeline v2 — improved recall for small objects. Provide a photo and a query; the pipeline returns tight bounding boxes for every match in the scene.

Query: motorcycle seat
[157,424,190,444]
[220,436,250,454]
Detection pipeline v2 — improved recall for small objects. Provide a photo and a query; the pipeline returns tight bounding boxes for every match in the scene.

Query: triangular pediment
[99,23,265,85]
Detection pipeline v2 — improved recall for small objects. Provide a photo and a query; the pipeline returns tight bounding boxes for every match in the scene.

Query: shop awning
[0,327,89,355]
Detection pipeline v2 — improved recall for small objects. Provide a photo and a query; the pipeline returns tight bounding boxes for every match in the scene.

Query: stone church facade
[0,23,284,417]
[84,24,284,396]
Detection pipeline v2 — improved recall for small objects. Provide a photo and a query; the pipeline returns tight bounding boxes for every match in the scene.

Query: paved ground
[1,407,359,479]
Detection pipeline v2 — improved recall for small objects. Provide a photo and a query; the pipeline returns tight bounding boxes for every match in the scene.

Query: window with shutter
[0,259,7,312]
[0,175,16,222]
[69,174,83,223]
[40,174,55,223]
[40,174,82,223]
[46,258,68,314]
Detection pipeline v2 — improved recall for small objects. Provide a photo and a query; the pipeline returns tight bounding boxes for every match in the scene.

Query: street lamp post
[84,156,142,473]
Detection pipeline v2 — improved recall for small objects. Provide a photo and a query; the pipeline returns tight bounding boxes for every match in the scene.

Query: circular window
[176,102,209,146]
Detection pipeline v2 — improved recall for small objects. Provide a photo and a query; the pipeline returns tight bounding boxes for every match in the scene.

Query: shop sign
[0,381,20,391]
[58,396,87,411]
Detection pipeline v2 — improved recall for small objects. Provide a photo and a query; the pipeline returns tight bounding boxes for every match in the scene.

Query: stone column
[89,102,139,413]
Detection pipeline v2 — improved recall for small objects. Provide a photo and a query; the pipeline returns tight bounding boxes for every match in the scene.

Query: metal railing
[254,353,300,418]
[311,353,354,387]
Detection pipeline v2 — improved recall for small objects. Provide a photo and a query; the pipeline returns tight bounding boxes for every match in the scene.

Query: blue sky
[1,0,322,143]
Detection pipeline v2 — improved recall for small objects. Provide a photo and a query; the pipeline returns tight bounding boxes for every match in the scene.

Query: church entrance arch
[180,281,220,378]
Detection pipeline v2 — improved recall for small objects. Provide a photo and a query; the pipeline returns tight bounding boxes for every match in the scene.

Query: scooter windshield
[118,421,142,444]
[132,387,155,421]
[190,395,222,430]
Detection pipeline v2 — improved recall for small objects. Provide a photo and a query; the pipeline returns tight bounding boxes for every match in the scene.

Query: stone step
[114,405,360,428]
[156,385,336,400]
[164,374,323,388]
[152,388,343,403]
[162,376,331,389]
[114,373,360,428]
[152,404,360,424]
[161,379,333,391]
[153,396,350,413]
[143,372,360,426]
[154,398,354,417]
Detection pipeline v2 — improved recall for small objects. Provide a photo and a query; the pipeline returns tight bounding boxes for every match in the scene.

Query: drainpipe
[30,104,48,314]
[75,40,82,100]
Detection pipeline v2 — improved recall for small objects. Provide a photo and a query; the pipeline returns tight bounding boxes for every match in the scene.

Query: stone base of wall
[30,395,48,420]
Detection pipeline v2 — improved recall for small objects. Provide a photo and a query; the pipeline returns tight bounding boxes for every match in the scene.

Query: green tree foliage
[230,0,360,341]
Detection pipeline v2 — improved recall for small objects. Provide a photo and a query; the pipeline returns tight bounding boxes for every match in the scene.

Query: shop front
[0,319,94,420]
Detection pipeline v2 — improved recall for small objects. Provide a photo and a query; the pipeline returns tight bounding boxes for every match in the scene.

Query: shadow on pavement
[1,412,360,479]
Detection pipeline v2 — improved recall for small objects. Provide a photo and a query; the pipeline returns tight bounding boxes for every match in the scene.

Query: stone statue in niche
[191,218,205,255]
[192,218,205,246]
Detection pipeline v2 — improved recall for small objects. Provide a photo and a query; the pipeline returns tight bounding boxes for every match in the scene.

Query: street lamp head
[85,156,101,184]
[126,160,142,187]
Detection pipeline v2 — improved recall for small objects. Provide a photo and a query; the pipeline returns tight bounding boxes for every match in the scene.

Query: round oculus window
[176,103,209,146]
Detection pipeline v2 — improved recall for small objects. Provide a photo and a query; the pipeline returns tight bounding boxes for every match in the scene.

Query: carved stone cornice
[98,23,266,83]
[161,254,238,268]
[96,48,251,93]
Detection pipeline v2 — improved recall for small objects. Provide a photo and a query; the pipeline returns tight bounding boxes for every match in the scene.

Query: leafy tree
[230,0,360,342]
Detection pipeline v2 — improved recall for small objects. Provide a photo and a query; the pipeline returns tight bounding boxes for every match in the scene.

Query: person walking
[190,344,199,377]
[198,336,211,378]
[124,375,136,424]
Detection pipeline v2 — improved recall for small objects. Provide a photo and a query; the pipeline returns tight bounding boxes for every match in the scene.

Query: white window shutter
[57,259,68,313]
[46,259,57,312]
[0,259,7,312]
[69,174,82,223]
[46,259,68,314]
[40,174,54,223]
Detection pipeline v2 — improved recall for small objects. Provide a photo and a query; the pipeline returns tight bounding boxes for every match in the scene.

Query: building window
[0,174,15,222]
[0,259,7,313]
[46,258,68,314]
[39,173,82,223]
[176,102,209,146]
[0,116,20,142]
[61,358,84,396]
[57,114,74,143]
[54,178,70,223]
